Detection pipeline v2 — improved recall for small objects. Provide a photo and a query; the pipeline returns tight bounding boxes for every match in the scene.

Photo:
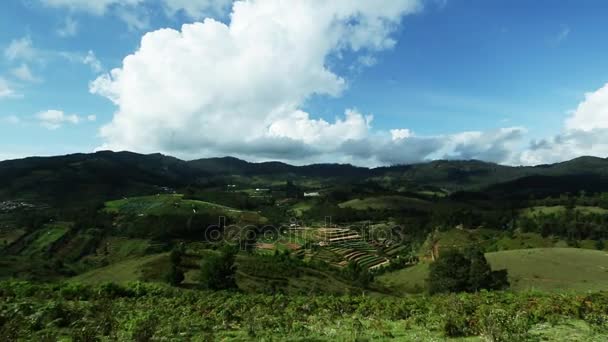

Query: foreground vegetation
[1,281,607,341]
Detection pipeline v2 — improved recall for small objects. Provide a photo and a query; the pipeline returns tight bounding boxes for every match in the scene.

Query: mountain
[187,156,370,178]
[0,151,201,207]
[1,151,607,208]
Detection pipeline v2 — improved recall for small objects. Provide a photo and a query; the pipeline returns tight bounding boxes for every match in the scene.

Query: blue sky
[1,0,608,165]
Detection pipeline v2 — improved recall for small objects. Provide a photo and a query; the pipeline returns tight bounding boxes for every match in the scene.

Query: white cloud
[11,64,41,83]
[57,17,79,37]
[339,127,526,166]
[565,83,608,131]
[4,37,37,61]
[519,83,608,165]
[0,78,18,99]
[439,127,526,163]
[36,109,81,129]
[91,0,423,162]
[87,115,97,121]
[268,109,372,148]
[83,50,103,73]
[390,128,412,141]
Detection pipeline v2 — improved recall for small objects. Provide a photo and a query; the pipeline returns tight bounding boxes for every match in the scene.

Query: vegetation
[1,281,608,341]
[428,249,509,294]
[3,152,608,339]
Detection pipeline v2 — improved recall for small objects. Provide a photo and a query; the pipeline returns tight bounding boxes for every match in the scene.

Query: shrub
[199,245,238,290]
[476,306,531,342]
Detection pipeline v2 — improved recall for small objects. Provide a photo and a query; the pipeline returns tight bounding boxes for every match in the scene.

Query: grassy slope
[20,223,70,256]
[104,194,267,224]
[378,248,608,294]
[71,253,169,284]
[522,205,608,217]
[339,195,429,210]
[486,248,608,292]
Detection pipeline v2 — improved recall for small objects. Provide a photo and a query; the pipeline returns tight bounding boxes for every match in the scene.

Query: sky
[1,0,608,166]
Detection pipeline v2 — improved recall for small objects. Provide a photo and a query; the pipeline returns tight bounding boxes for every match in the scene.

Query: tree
[165,245,185,286]
[428,250,471,294]
[343,261,373,288]
[165,265,184,286]
[596,239,605,251]
[199,245,238,290]
[428,250,509,294]
[467,250,492,292]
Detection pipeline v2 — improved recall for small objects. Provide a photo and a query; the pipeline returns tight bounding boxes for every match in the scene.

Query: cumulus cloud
[565,83,608,131]
[442,127,526,163]
[390,129,412,141]
[36,109,81,129]
[337,127,525,166]
[91,0,423,162]
[519,83,608,165]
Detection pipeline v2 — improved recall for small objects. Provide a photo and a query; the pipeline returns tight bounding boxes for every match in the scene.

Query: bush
[476,306,531,342]
[199,245,237,290]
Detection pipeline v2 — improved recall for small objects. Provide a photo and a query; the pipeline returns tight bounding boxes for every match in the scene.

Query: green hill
[378,248,608,293]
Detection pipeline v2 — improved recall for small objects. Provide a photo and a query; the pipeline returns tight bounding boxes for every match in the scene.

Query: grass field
[20,223,70,256]
[486,248,608,292]
[378,248,608,294]
[71,253,169,284]
[522,205,608,217]
[104,194,236,215]
[339,195,429,210]
[376,262,429,293]
[104,194,267,224]
[0,228,25,246]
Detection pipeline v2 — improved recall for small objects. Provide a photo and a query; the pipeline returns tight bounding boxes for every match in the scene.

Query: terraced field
[326,240,389,270]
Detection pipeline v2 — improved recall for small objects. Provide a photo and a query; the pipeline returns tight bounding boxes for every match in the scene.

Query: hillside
[1,152,608,209]
[377,248,608,293]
